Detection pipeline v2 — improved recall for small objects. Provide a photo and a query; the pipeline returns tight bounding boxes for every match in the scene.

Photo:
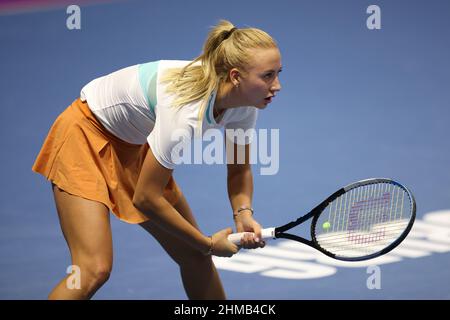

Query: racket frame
[274,178,416,261]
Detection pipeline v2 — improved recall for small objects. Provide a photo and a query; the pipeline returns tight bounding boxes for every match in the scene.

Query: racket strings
[316,182,412,258]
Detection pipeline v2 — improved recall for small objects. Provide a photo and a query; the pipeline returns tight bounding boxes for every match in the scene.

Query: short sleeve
[225,107,258,145]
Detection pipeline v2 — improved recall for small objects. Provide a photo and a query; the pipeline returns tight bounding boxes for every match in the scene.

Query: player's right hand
[211,228,240,257]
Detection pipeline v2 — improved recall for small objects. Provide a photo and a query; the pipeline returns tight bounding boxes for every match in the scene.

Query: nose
[271,75,282,93]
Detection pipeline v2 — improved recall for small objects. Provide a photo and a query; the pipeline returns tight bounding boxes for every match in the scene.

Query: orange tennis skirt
[32,98,182,224]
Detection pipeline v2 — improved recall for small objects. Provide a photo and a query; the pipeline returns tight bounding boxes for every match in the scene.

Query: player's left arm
[226,141,265,249]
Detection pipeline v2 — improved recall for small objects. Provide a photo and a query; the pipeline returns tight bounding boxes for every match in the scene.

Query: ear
[228,68,241,86]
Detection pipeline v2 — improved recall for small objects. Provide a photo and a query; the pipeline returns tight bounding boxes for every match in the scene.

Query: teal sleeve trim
[138,61,159,119]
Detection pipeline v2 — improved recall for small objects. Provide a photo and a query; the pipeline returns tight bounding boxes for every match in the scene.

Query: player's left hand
[234,213,266,249]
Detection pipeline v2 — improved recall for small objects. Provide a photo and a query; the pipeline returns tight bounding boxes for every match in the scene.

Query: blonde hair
[161,20,278,128]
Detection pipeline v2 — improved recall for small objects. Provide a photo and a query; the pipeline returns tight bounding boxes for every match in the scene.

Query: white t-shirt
[80,60,258,169]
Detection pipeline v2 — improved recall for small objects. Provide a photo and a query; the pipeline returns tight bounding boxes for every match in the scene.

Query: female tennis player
[32,20,282,299]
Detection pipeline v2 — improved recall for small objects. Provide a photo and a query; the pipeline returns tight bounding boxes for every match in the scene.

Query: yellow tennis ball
[323,221,331,230]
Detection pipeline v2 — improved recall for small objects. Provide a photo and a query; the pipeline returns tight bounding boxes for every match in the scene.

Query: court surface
[0,0,449,299]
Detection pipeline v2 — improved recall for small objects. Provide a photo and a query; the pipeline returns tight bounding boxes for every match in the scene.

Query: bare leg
[140,193,226,299]
[48,184,113,300]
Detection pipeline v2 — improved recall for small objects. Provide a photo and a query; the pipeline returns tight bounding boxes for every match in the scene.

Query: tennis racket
[228,178,416,261]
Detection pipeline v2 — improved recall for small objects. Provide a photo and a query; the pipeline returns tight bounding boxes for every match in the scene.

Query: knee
[176,251,213,270]
[82,261,112,289]
[90,265,112,284]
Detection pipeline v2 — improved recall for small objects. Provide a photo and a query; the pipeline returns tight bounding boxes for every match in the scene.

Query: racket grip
[227,227,276,245]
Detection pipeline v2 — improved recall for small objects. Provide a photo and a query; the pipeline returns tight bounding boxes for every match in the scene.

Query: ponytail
[161,20,277,129]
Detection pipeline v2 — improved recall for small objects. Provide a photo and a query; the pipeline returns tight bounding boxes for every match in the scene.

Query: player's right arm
[133,147,239,257]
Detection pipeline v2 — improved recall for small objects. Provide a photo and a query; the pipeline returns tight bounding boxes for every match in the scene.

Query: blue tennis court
[1,0,449,299]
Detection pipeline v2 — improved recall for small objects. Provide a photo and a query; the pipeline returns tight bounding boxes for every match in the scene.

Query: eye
[265,69,282,78]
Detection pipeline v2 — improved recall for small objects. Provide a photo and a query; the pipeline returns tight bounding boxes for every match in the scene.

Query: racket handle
[227,227,276,245]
